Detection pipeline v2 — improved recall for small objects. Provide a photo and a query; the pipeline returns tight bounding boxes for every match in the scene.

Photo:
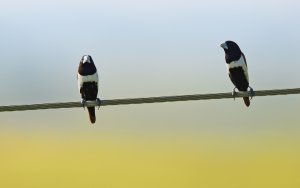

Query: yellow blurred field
[1,131,300,188]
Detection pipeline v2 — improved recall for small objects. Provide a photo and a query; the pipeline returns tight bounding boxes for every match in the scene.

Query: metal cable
[0,88,299,112]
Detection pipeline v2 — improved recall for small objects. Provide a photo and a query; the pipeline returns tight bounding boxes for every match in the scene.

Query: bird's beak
[82,56,89,64]
[220,43,228,50]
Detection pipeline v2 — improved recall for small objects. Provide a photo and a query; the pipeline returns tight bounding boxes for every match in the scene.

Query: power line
[0,88,299,112]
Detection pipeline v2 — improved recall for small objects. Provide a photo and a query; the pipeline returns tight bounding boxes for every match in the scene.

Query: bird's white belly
[227,57,245,69]
[226,56,249,82]
[77,72,98,90]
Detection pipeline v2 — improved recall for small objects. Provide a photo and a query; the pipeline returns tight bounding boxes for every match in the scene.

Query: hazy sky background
[0,0,299,132]
[0,1,300,187]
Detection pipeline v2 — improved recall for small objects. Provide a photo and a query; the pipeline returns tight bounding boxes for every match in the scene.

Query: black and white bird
[220,41,254,107]
[77,55,101,123]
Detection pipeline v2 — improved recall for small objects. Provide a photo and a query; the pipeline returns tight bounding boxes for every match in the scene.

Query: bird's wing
[77,73,83,92]
[241,54,249,83]
[228,73,237,86]
[242,53,247,67]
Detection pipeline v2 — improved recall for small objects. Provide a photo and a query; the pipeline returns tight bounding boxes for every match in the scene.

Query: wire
[0,88,300,112]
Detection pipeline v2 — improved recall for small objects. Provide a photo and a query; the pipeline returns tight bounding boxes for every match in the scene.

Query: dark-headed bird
[77,55,101,123]
[220,41,254,107]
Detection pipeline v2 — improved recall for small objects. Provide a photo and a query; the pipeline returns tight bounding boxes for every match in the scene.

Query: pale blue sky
[0,0,300,134]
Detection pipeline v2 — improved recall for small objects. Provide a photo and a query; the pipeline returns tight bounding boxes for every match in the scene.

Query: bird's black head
[220,41,242,64]
[78,55,97,75]
[80,55,95,64]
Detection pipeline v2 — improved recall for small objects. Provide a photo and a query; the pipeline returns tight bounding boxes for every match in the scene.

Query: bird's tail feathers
[87,107,96,124]
[243,97,250,107]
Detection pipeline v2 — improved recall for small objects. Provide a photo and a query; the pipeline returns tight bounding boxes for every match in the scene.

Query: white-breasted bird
[220,41,254,107]
[77,55,101,123]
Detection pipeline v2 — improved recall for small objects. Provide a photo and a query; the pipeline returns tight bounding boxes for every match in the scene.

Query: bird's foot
[248,86,255,100]
[81,99,86,110]
[96,98,101,110]
[232,87,238,100]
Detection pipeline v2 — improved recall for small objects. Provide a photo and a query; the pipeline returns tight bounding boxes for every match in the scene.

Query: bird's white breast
[77,72,98,90]
[226,56,249,82]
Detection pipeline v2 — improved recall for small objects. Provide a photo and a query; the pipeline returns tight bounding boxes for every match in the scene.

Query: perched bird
[77,55,101,123]
[220,41,254,107]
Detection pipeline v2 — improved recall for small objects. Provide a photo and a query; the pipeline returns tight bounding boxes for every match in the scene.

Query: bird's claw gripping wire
[232,87,238,100]
[81,99,86,110]
[81,99,101,110]
[96,98,101,110]
[248,86,255,100]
